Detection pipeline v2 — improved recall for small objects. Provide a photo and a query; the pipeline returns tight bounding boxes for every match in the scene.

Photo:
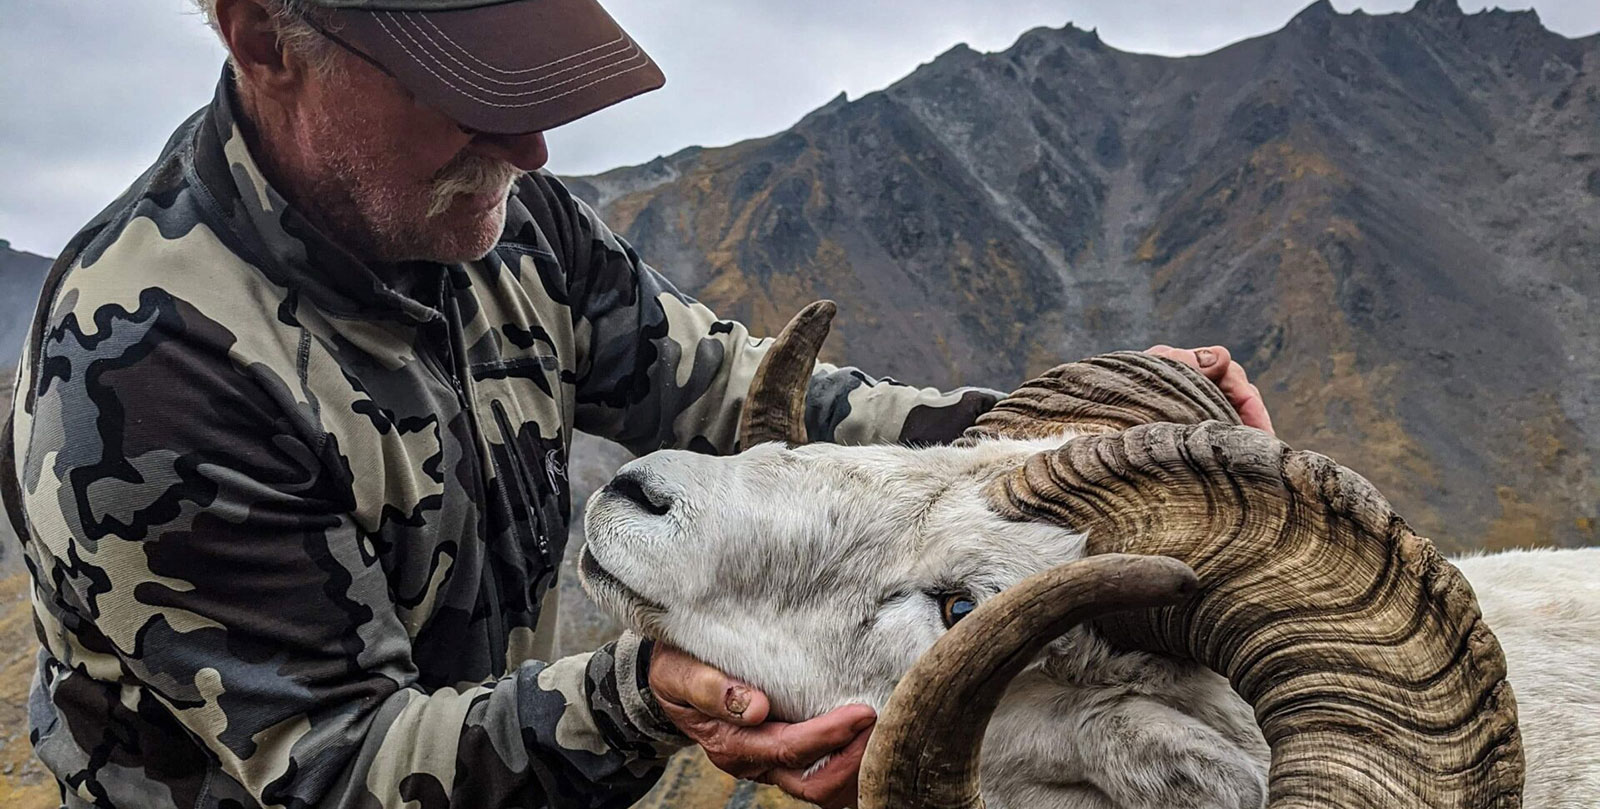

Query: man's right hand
[649,644,876,809]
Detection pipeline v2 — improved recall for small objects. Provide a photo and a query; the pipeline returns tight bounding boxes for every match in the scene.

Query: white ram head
[580,301,1524,809]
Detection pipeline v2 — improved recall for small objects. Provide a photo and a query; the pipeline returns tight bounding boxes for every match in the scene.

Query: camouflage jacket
[3,76,999,809]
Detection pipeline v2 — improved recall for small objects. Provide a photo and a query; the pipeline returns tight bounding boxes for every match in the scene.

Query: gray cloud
[2,0,1594,256]
[0,1,226,256]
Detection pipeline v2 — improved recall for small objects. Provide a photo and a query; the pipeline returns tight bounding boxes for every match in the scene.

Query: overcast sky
[1,0,1596,257]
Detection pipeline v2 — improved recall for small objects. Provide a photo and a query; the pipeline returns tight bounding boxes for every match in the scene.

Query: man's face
[278,44,548,264]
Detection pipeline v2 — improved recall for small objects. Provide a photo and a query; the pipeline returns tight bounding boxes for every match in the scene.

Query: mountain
[0,240,50,568]
[0,240,51,384]
[565,0,1600,556]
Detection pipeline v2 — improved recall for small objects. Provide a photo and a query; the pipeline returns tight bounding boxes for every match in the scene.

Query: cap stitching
[403,12,636,87]
[411,19,637,88]
[374,12,655,109]
[381,12,646,99]
[414,12,628,76]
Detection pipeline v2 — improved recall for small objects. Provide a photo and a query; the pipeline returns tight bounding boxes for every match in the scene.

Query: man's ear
[213,0,304,96]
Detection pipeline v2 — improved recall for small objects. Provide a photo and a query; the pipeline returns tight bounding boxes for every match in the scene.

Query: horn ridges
[736,300,837,451]
[985,422,1523,808]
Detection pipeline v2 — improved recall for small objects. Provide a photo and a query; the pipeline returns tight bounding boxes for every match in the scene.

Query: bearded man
[3,1,1273,807]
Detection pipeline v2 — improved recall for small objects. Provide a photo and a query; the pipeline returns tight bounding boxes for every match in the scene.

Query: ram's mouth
[578,547,669,637]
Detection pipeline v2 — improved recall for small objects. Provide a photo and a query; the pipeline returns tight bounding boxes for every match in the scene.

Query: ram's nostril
[606,473,672,516]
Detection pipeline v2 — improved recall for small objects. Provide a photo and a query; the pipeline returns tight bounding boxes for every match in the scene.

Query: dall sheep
[580,302,1599,809]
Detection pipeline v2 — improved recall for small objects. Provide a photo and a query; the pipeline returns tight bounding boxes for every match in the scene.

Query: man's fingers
[765,726,873,809]
[1234,384,1275,436]
[1146,344,1229,380]
[1214,360,1275,435]
[649,647,877,798]
[1145,344,1274,434]
[1146,344,1219,380]
[1216,356,1251,404]
[1194,344,1231,382]
[700,704,876,782]
[736,705,874,769]
[649,645,769,727]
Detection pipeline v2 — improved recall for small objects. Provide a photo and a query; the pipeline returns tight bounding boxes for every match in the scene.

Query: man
[3,1,1272,807]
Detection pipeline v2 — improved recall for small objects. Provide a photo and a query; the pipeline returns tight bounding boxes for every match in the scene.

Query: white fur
[581,437,1599,808]
[1451,549,1600,808]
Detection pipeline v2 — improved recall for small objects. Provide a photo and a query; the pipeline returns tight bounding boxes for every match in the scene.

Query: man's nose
[471,130,550,172]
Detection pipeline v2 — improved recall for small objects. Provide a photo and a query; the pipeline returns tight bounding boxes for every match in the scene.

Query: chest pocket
[463,245,577,590]
[472,355,571,592]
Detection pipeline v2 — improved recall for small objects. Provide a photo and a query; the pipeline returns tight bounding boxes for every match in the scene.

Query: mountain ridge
[565,0,1600,554]
[576,0,1598,191]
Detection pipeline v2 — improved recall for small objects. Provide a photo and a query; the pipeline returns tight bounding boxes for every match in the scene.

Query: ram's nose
[603,470,675,516]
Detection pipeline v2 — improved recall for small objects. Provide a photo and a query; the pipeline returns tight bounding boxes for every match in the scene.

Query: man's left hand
[1145,344,1275,435]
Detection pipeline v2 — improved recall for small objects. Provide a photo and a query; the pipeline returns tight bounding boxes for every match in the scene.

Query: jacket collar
[191,72,444,324]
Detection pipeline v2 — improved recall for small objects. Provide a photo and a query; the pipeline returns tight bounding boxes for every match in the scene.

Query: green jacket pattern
[3,76,999,809]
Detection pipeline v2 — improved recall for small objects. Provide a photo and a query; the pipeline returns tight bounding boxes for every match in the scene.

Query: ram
[580,302,1599,809]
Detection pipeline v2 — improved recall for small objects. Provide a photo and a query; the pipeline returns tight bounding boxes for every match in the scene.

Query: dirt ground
[0,571,55,809]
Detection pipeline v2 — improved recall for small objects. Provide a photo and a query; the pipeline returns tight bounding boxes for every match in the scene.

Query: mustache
[427,155,523,217]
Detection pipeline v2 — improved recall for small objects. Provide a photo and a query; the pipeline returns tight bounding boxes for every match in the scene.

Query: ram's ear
[961,351,1240,443]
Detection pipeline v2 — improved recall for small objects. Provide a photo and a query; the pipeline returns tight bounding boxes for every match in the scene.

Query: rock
[1411,0,1463,19]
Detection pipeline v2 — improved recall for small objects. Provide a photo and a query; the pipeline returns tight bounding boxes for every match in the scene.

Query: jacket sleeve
[17,284,681,809]
[549,179,1002,456]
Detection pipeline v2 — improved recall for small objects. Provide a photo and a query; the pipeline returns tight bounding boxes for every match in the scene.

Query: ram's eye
[939,593,976,628]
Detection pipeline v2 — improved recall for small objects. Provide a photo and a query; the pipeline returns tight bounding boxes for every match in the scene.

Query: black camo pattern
[3,74,999,809]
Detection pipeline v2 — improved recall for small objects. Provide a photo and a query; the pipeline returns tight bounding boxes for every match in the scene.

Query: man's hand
[650,644,874,809]
[1145,344,1275,435]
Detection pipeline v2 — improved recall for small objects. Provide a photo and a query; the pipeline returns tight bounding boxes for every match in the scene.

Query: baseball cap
[304,0,666,135]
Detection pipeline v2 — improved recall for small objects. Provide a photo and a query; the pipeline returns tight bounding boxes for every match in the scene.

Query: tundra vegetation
[582,302,1600,809]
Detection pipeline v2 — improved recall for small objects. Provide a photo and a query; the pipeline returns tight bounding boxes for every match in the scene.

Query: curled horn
[736,300,836,450]
[859,554,1199,809]
[961,351,1241,443]
[865,421,1522,808]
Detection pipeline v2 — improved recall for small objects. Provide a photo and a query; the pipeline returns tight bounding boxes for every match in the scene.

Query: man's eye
[939,594,976,628]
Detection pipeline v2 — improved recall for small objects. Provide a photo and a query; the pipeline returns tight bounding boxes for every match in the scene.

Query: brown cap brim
[326,0,665,135]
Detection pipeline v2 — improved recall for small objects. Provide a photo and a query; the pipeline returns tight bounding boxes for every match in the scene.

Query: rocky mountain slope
[566,0,1600,558]
[0,240,50,383]
[0,240,49,561]
[0,242,52,806]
